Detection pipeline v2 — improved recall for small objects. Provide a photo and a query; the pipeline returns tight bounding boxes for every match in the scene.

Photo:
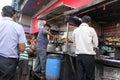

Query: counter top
[47,51,77,57]
[47,51,64,54]
[96,55,120,68]
[47,51,120,67]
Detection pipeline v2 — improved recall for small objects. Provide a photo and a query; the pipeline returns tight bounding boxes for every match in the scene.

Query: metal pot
[62,43,75,52]
[62,44,67,52]
[47,43,56,51]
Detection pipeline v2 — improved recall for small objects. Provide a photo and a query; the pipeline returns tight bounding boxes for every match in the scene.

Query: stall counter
[95,55,120,80]
[46,50,120,80]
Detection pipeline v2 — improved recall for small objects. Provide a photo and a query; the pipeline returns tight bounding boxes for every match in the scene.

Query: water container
[46,55,62,80]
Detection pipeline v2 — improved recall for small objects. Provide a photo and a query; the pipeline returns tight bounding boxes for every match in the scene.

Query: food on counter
[116,43,120,46]
[61,38,73,43]
[106,37,120,42]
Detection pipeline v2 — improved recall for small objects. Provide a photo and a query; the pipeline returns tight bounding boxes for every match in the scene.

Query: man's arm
[18,25,27,52]
[18,43,25,52]
[46,30,54,38]
[92,29,98,47]
[72,31,76,47]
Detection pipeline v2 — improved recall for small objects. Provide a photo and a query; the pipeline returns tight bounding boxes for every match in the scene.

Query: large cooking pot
[62,43,75,52]
[47,43,56,51]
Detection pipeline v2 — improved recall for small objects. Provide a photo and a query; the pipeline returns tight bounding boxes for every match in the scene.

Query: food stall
[17,0,120,79]
[29,0,96,80]
[21,0,120,79]
[35,0,120,80]
[20,0,120,79]
[64,0,120,80]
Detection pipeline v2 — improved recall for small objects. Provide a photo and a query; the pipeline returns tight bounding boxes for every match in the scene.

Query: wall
[60,24,77,32]
[103,22,120,37]
[48,21,102,39]
[18,14,31,33]
[18,14,32,25]
[91,21,102,36]
[60,22,101,36]
[48,21,59,31]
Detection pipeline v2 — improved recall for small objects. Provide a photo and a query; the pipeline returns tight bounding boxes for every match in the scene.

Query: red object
[34,0,94,18]
[31,0,94,33]
[62,0,94,8]
[31,18,40,33]
[31,18,46,33]
[34,0,62,19]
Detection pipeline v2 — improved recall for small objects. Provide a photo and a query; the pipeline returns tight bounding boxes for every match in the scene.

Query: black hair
[2,6,16,17]
[69,16,82,26]
[82,15,92,23]
[44,23,51,28]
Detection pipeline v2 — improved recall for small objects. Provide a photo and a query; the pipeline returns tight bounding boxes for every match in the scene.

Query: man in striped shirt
[17,38,32,80]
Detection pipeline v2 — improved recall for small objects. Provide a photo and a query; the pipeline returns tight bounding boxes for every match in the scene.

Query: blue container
[46,56,61,80]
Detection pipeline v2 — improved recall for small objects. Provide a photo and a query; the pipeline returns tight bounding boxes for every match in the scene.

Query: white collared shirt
[72,23,98,55]
[0,17,26,58]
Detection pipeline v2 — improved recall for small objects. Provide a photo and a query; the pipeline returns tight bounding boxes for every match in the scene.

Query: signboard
[37,20,46,29]
[63,0,94,8]
[31,18,46,33]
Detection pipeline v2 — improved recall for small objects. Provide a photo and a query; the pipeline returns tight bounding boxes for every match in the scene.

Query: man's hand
[18,43,25,52]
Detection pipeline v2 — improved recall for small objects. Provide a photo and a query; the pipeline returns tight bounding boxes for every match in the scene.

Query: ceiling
[40,0,120,25]
[76,0,120,24]
[20,0,72,25]
[21,0,50,16]
[39,5,72,25]
[20,0,120,25]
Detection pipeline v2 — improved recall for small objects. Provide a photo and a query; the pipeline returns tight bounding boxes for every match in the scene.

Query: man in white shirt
[0,6,26,80]
[72,15,98,80]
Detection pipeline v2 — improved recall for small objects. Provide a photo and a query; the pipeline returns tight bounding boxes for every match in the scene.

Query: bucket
[46,56,62,80]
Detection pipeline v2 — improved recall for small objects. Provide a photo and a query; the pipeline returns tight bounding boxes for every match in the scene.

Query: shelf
[114,46,120,48]
[51,30,64,35]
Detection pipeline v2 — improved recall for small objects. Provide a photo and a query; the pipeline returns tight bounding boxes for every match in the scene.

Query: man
[18,37,32,80]
[34,24,54,80]
[0,6,26,80]
[72,15,98,80]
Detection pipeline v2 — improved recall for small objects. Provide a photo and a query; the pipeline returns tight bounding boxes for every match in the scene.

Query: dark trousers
[0,55,18,80]
[76,54,95,80]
